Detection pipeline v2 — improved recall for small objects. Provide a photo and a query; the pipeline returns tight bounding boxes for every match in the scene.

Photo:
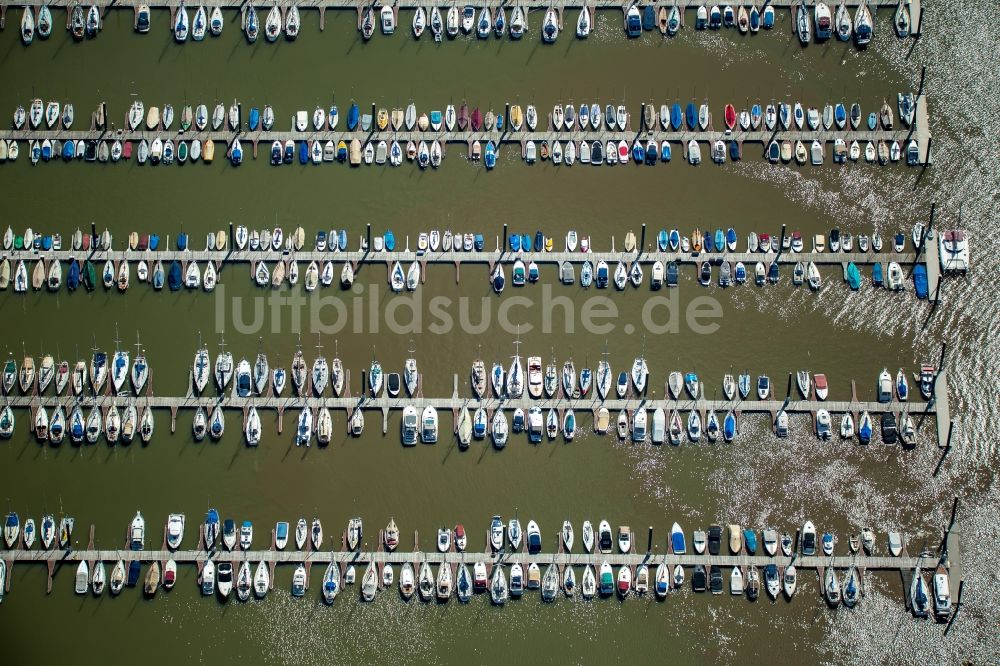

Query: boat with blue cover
[168,261,182,291]
[671,523,686,554]
[660,141,671,161]
[914,264,928,298]
[743,529,757,554]
[249,107,260,131]
[657,230,668,251]
[846,262,861,290]
[384,231,396,251]
[671,103,683,130]
[714,229,724,251]
[484,141,496,169]
[873,262,883,286]
[347,103,360,131]
[685,103,697,129]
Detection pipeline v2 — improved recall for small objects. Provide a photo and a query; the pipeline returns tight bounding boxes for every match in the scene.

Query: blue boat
[528,262,539,282]
[858,414,873,443]
[596,262,609,287]
[336,142,347,161]
[534,231,544,252]
[62,140,75,160]
[769,262,780,282]
[41,142,51,161]
[42,236,53,251]
[149,234,159,251]
[298,141,308,164]
[492,268,505,293]
[685,102,698,130]
[714,229,724,252]
[723,412,736,441]
[873,262,883,286]
[846,262,861,290]
[642,4,655,30]
[271,142,282,164]
[729,140,741,161]
[671,525,686,554]
[666,261,678,286]
[914,264,928,299]
[626,6,642,36]
[631,142,644,163]
[484,141,496,170]
[762,6,774,28]
[152,265,164,290]
[430,110,442,128]
[347,103,360,131]
[834,103,846,128]
[384,230,395,251]
[338,230,348,251]
[671,103,683,130]
[67,261,80,291]
[521,234,531,251]
[127,560,141,586]
[644,142,657,164]
[749,6,760,30]
[275,521,288,545]
[230,140,243,165]
[168,261,182,291]
[177,233,188,251]
[660,141,671,162]
[867,112,877,130]
[703,231,714,253]
[510,234,520,252]
[657,230,668,251]
[474,234,484,251]
[734,262,746,283]
[248,107,260,131]
[668,229,680,251]
[726,228,737,250]
[743,529,757,554]
[496,114,504,131]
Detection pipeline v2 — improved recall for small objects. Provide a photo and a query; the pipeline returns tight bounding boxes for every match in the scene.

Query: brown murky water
[1,7,982,665]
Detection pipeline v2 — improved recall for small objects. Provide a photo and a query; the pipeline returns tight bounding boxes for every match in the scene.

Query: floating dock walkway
[3,369,953,448]
[1,519,954,614]
[1,220,947,302]
[0,92,931,167]
[0,0,924,44]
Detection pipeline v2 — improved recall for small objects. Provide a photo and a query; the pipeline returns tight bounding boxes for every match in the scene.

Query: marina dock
[1,518,954,612]
[2,370,953,447]
[1,220,947,302]
[0,1,924,44]
[0,92,932,167]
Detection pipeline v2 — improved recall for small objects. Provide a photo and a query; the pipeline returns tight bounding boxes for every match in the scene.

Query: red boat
[471,107,482,132]
[454,524,466,552]
[814,374,829,401]
[122,141,132,160]
[724,103,736,130]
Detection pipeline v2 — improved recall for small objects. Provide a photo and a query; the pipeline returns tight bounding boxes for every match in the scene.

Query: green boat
[83,260,97,292]
[13,235,23,250]
[846,262,861,290]
[0,405,14,438]
[177,141,188,162]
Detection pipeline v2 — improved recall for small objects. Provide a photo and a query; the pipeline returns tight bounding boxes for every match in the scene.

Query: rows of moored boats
[0,223,930,297]
[0,335,935,449]
[4,92,919,169]
[0,510,950,618]
[17,3,916,48]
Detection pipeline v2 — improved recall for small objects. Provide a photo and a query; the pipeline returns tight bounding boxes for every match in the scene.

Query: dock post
[945,419,954,449]
[366,223,372,252]
[640,223,646,254]
[927,201,936,231]
[504,103,510,136]
[778,223,787,259]
[937,342,947,371]
[646,526,653,554]
[502,224,508,251]
[90,221,97,248]
[228,222,234,254]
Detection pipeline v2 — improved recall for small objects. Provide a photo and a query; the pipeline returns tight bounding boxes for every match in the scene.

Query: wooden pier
[2,370,952,447]
[0,92,932,167]
[0,1,924,44]
[2,233,946,302]
[0,518,955,610]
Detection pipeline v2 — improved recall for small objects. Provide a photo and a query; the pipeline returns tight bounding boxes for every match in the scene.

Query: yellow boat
[203,140,215,163]
[692,229,702,252]
[509,105,523,130]
[349,139,362,165]
[145,106,159,130]
[544,237,553,252]
[215,230,227,251]
[337,140,347,161]
[390,108,403,131]
[376,108,388,131]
